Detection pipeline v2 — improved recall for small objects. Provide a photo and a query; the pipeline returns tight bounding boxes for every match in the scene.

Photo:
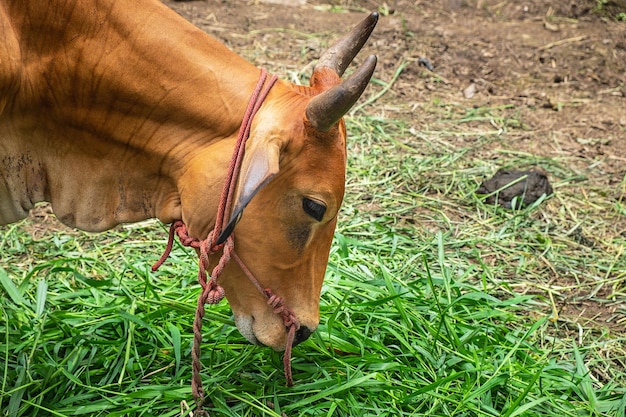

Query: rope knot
[206,285,225,304]
[202,229,226,254]
[283,314,299,328]
[264,289,300,330]
[266,292,286,314]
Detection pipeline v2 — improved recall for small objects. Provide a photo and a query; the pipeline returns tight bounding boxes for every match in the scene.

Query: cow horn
[315,11,379,76]
[305,54,377,132]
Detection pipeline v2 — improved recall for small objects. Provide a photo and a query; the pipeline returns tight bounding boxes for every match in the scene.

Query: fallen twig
[538,35,587,51]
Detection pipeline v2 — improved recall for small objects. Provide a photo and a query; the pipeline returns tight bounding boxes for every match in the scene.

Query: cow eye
[302,198,326,221]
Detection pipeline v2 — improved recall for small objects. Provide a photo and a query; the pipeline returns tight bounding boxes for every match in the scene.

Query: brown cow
[0,0,377,351]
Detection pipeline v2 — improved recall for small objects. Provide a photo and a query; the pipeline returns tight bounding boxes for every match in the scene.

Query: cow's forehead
[250,122,346,214]
[255,88,347,162]
[282,120,347,180]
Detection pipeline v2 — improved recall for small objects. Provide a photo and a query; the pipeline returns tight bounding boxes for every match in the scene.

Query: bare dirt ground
[167,0,625,187]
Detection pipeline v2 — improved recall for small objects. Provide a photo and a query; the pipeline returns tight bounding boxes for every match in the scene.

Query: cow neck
[151,68,300,413]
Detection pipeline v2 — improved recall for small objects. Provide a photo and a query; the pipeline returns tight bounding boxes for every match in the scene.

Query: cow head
[200,13,378,351]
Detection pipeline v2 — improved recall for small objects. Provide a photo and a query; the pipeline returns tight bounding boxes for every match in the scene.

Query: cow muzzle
[234,313,316,351]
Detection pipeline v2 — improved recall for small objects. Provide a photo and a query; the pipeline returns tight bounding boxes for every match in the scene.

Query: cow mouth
[233,315,256,343]
[234,315,313,351]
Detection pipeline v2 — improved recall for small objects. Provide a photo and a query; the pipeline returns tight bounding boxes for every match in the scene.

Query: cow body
[0,0,376,350]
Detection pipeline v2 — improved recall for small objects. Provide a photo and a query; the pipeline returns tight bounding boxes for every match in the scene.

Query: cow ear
[216,140,280,244]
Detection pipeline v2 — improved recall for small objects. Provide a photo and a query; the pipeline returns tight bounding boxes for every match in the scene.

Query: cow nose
[293,326,312,346]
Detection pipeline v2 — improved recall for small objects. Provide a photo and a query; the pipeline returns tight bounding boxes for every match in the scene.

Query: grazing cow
[0,0,377,352]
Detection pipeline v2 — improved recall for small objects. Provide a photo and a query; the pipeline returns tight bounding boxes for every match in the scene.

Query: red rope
[152,69,301,414]
[232,252,300,386]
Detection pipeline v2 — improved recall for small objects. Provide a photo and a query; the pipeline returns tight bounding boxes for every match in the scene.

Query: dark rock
[476,169,553,209]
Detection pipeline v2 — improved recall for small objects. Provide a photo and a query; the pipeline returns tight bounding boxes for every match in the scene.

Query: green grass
[2,112,625,416]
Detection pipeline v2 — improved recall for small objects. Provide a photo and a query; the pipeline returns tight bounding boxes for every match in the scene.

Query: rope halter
[152,69,301,415]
